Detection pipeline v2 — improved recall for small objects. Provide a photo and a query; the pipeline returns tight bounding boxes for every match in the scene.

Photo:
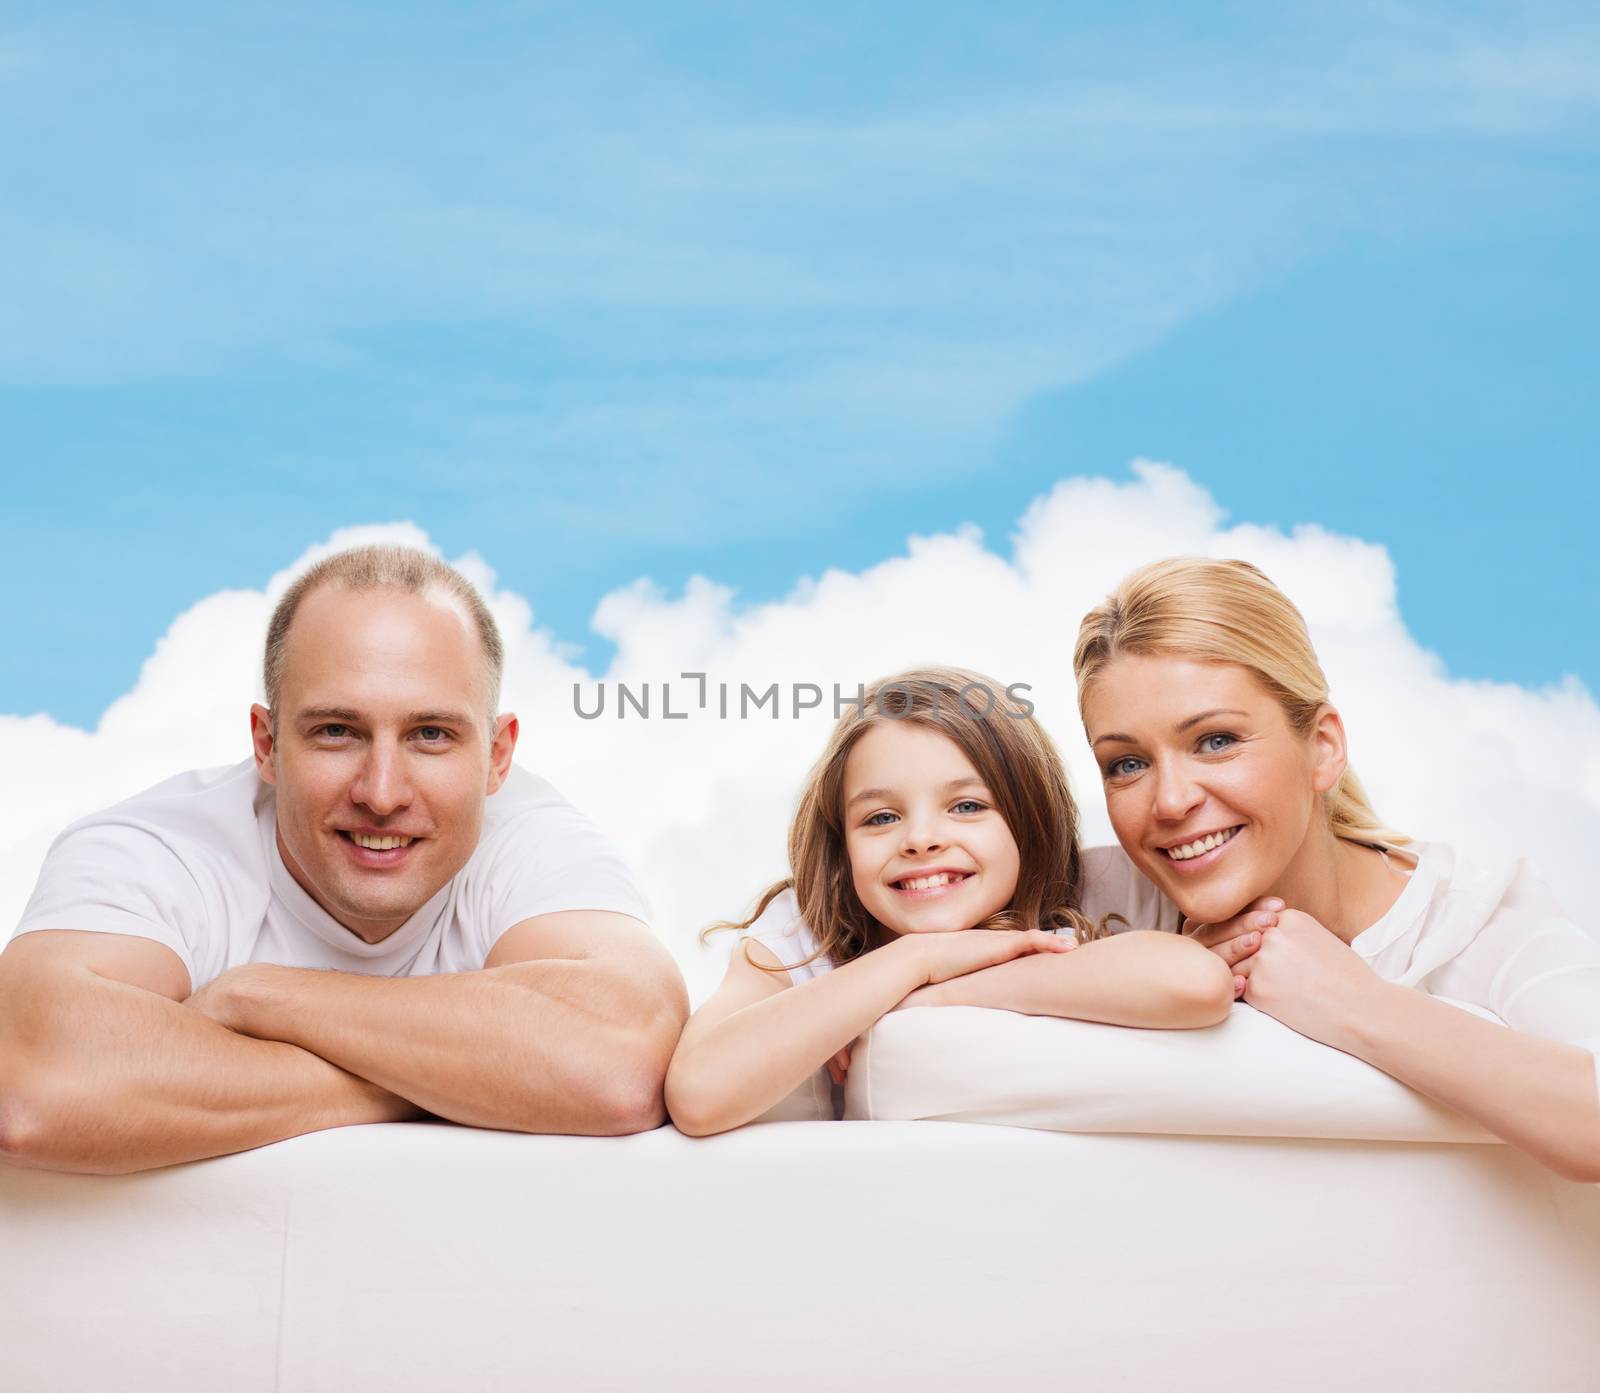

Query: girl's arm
[896,930,1234,1028]
[1232,908,1600,1182]
[665,929,1073,1137]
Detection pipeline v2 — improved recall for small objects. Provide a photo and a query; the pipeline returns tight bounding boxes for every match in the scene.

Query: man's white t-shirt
[11,758,650,991]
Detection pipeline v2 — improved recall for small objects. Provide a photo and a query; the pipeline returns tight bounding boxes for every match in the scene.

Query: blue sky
[3,1,1597,729]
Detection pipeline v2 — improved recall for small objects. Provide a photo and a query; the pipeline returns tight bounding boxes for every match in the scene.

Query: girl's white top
[742,842,1600,1099]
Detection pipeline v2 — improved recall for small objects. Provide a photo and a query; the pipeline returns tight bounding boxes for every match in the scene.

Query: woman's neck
[1270,825,1410,945]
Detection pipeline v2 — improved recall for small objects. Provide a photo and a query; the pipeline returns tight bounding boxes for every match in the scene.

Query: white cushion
[844,1002,1498,1142]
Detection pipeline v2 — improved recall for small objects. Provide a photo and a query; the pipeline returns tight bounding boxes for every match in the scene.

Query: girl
[1074,557,1600,1181]
[665,666,1234,1137]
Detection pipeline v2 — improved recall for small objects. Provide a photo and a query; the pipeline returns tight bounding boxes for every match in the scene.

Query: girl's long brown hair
[708,666,1093,970]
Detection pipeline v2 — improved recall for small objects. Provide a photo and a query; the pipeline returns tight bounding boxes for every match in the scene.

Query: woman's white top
[742,843,1600,1105]
[1079,842,1600,1070]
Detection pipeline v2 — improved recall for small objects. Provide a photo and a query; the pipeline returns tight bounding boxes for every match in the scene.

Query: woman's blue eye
[1200,732,1237,754]
[1104,756,1144,779]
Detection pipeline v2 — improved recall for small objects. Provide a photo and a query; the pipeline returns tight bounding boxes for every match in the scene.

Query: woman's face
[841,720,1022,936]
[1081,654,1344,925]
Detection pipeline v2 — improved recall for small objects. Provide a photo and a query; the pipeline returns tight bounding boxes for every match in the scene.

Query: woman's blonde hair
[1073,557,1408,850]
[711,666,1093,971]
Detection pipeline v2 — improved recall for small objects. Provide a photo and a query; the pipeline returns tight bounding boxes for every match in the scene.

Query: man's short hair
[264,545,504,718]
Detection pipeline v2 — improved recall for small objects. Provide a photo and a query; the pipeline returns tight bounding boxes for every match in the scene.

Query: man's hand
[182,964,273,1034]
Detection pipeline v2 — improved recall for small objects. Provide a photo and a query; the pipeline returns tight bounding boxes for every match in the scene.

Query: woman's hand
[896,927,1076,988]
[1226,908,1384,1048]
[1184,898,1283,997]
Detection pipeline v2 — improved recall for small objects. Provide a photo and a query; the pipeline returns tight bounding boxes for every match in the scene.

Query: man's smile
[336,828,424,867]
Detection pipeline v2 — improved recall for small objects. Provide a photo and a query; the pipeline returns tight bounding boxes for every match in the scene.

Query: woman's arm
[896,930,1234,1028]
[1235,909,1600,1182]
[665,929,1073,1137]
[1340,981,1600,1182]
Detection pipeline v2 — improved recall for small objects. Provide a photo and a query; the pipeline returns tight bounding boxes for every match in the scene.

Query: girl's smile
[889,868,975,899]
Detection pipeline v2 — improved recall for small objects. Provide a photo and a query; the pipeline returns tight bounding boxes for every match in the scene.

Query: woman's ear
[1309,704,1349,794]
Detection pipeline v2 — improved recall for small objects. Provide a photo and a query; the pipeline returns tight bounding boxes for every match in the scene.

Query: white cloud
[4,465,1597,1004]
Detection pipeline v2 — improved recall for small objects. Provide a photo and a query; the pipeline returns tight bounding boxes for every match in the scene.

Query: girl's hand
[1183,897,1283,998]
[891,983,944,1011]
[1229,908,1383,1047]
[897,927,1075,987]
[826,1047,851,1085]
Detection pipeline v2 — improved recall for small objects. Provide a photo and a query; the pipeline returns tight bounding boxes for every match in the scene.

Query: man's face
[252,584,516,943]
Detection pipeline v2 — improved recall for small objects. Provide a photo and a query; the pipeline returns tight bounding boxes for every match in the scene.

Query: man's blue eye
[418,727,448,742]
[322,725,349,739]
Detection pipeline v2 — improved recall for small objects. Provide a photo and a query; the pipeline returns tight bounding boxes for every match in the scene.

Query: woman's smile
[1157,825,1244,871]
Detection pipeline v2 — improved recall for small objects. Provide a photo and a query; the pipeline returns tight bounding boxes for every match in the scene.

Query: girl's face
[841,721,1022,936]
[1081,654,1345,925]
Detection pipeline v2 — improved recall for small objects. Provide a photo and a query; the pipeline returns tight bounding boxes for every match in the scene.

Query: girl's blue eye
[865,810,898,827]
[1200,732,1237,754]
[951,799,985,814]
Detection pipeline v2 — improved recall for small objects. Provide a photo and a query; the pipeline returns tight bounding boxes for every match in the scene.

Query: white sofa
[4,1008,1599,1392]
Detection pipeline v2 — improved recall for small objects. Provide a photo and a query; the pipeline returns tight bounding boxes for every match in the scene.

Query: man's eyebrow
[293,707,476,727]
[296,706,362,724]
[1091,709,1249,748]
[845,776,986,809]
[402,710,475,726]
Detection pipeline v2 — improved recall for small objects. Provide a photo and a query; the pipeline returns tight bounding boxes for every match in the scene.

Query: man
[0,545,687,1174]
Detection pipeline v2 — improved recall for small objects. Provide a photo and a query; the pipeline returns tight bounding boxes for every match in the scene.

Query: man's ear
[486,713,519,794]
[1309,703,1349,795]
[250,704,278,784]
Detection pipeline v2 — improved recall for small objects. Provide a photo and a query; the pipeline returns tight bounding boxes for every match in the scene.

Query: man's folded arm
[0,930,422,1176]
[212,910,689,1136]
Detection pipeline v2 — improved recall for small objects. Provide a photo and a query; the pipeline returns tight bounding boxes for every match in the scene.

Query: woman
[1073,557,1600,1182]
